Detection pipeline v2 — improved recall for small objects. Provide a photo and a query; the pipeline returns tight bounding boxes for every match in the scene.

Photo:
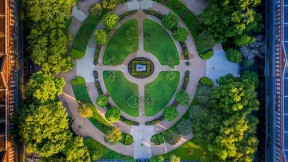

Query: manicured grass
[145,71,180,116]
[72,83,112,133]
[144,19,180,65]
[103,19,138,65]
[163,138,204,160]
[153,0,199,38]
[103,71,139,117]
[84,137,133,160]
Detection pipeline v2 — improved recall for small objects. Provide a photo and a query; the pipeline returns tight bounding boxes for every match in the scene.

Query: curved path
[60,0,206,158]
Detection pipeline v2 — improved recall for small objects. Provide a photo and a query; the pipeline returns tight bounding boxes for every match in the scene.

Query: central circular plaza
[128,57,155,78]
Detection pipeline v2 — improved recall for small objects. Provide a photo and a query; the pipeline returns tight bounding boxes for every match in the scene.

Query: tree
[90,150,103,160]
[240,71,259,88]
[239,34,264,62]
[95,30,108,45]
[78,103,93,118]
[173,28,188,42]
[101,0,118,10]
[234,34,256,46]
[170,154,180,162]
[192,74,259,161]
[104,128,122,145]
[26,71,65,103]
[96,94,109,108]
[18,102,70,157]
[105,107,121,122]
[196,30,215,53]
[162,130,181,145]
[225,48,242,63]
[60,136,90,161]
[175,119,192,135]
[150,155,164,162]
[163,107,178,121]
[90,3,103,16]
[103,13,119,30]
[176,90,190,105]
[162,12,178,29]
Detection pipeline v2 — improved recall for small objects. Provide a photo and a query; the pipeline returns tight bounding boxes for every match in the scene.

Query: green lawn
[103,71,139,117]
[103,19,138,65]
[144,19,180,65]
[84,137,133,160]
[72,83,112,133]
[145,71,180,116]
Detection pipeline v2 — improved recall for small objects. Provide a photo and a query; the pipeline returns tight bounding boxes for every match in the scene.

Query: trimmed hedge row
[180,42,189,60]
[145,116,165,125]
[93,70,103,95]
[93,45,102,65]
[119,10,138,20]
[121,133,134,145]
[120,116,139,126]
[151,134,165,145]
[182,71,190,90]
[143,9,164,19]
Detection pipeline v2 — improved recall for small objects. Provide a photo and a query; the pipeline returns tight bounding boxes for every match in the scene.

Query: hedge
[183,71,190,89]
[71,76,86,86]
[145,116,165,125]
[199,50,213,60]
[71,48,85,59]
[199,77,213,86]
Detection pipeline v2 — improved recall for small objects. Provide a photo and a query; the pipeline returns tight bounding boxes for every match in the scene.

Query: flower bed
[128,57,155,78]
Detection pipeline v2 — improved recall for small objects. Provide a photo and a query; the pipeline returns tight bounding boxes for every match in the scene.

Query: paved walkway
[61,0,207,158]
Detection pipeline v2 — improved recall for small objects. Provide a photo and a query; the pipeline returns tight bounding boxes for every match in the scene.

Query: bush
[176,119,192,135]
[234,34,256,46]
[78,103,93,118]
[196,31,215,53]
[105,107,121,122]
[199,50,213,60]
[183,71,190,89]
[120,116,139,126]
[96,94,109,108]
[162,130,181,145]
[123,134,133,145]
[173,28,188,42]
[93,45,102,65]
[199,77,213,86]
[151,134,164,145]
[71,76,85,86]
[225,48,242,63]
[90,150,102,160]
[119,10,137,20]
[176,90,190,105]
[143,9,163,19]
[71,48,85,59]
[95,81,103,95]
[188,105,202,120]
[145,116,165,125]
[243,59,255,68]
[89,3,103,16]
[95,30,108,45]
[104,128,122,145]
[170,154,180,162]
[163,107,178,121]
[150,155,164,162]
[103,13,119,30]
[101,0,117,10]
[240,71,259,87]
[162,12,178,30]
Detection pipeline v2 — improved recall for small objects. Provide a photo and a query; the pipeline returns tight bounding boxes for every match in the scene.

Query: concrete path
[76,47,96,82]
[131,125,154,158]
[72,6,87,22]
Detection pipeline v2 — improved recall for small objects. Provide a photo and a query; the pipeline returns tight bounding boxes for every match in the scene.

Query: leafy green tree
[225,48,242,63]
[196,31,215,53]
[162,130,181,145]
[103,13,119,30]
[170,154,180,162]
[175,119,192,135]
[19,102,70,157]
[95,30,108,45]
[96,94,109,107]
[234,34,256,46]
[101,0,118,10]
[104,128,122,145]
[90,150,102,160]
[105,107,121,122]
[78,103,93,118]
[90,3,103,16]
[150,155,164,162]
[163,107,178,121]
[162,12,178,29]
[173,28,188,42]
[176,90,190,105]
[26,71,65,103]
[240,71,259,88]
[60,136,90,161]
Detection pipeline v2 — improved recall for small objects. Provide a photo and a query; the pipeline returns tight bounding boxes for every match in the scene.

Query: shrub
[104,128,122,145]
[162,130,180,145]
[105,107,121,122]
[163,107,178,121]
[143,9,163,19]
[183,71,190,89]
[78,103,93,118]
[71,76,85,86]
[176,90,190,105]
[170,154,180,162]
[71,48,85,59]
[162,12,178,30]
[176,119,192,135]
[234,34,256,46]
[93,45,102,65]
[151,134,164,145]
[96,94,109,108]
[127,96,138,107]
[95,30,108,45]
[89,3,103,16]
[120,116,139,126]
[119,10,137,20]
[123,134,133,145]
[199,77,213,86]
[173,28,188,42]
[195,85,211,107]
[225,48,242,63]
[243,59,255,68]
[240,71,259,87]
[103,13,119,30]
[150,155,164,162]
[199,50,213,60]
[196,31,215,53]
[101,0,117,10]
[188,105,202,120]
[145,116,165,125]
[90,150,102,160]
